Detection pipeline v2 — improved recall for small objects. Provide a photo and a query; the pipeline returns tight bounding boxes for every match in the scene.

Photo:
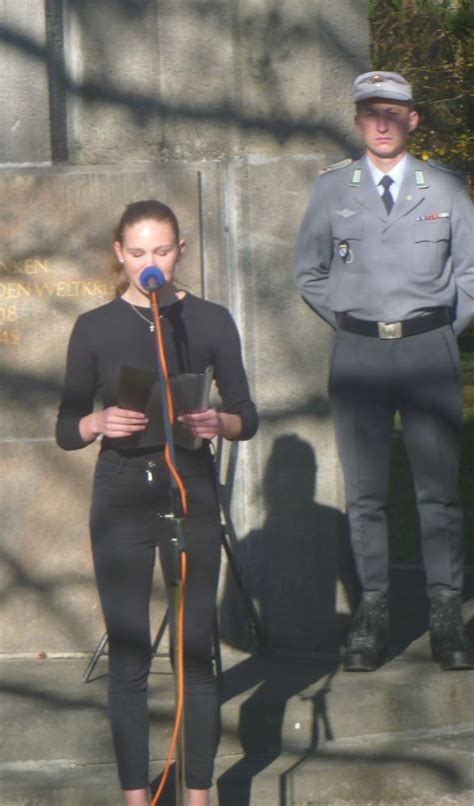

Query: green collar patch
[415,169,429,189]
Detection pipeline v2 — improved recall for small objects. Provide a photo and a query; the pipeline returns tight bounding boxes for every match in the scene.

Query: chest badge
[338,240,353,264]
[336,208,358,218]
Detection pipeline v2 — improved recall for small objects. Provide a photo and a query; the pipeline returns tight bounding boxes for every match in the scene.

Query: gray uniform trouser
[329,324,464,597]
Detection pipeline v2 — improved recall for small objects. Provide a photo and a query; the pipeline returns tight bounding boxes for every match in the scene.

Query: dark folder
[116,364,214,450]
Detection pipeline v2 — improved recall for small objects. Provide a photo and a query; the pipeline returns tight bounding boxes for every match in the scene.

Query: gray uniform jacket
[294,154,474,334]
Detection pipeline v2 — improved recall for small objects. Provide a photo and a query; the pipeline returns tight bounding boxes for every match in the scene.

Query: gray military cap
[354,71,412,103]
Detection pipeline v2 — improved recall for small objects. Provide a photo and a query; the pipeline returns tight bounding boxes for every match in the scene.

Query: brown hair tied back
[111,200,180,298]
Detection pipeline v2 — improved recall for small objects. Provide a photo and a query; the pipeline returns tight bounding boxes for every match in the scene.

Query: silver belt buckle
[377,320,403,339]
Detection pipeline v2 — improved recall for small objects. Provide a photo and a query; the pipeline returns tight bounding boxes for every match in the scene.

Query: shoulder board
[319,158,353,176]
[427,159,463,177]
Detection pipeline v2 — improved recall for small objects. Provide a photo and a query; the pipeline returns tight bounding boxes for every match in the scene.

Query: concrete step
[3,610,474,768]
[2,725,474,804]
[3,642,474,805]
[2,567,474,804]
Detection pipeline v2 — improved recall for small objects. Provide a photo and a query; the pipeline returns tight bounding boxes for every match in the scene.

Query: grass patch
[389,350,474,564]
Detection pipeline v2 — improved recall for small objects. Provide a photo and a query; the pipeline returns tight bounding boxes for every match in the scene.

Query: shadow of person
[220,433,355,654]
[217,434,356,805]
[150,764,176,806]
[218,654,336,806]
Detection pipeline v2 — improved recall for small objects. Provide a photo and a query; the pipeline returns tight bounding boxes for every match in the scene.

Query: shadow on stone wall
[0,427,167,654]
[219,433,356,655]
[0,0,367,161]
[0,545,96,650]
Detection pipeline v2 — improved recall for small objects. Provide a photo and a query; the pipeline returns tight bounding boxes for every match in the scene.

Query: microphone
[140,266,165,293]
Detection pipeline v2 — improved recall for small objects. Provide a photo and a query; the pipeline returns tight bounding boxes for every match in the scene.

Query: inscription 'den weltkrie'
[0,258,116,347]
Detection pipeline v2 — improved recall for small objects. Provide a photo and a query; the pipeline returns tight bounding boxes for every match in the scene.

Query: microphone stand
[148,282,186,806]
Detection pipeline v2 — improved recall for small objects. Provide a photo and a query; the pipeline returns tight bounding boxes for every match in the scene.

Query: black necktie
[379,175,394,214]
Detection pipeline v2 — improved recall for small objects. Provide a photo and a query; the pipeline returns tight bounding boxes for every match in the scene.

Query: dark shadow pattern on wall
[1,0,368,161]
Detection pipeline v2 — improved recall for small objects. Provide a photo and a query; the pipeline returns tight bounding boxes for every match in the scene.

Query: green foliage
[370,3,474,563]
[369,0,474,195]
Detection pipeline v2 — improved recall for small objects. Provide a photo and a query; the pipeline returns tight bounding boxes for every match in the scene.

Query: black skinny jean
[90,446,221,791]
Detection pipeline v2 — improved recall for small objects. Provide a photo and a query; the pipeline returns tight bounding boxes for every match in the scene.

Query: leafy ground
[389,349,474,564]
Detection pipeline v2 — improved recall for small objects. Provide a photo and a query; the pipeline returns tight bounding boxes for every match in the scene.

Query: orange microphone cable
[152,550,187,805]
[150,292,188,515]
[149,290,188,804]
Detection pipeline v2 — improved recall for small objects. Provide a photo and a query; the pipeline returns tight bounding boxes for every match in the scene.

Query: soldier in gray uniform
[294,70,474,672]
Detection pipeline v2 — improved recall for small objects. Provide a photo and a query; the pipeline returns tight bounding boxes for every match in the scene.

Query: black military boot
[430,589,474,671]
[343,592,389,672]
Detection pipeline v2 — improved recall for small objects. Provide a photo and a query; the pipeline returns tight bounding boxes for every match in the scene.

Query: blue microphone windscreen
[140,266,165,291]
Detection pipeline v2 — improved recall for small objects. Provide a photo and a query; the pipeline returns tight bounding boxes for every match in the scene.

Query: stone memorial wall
[0,163,223,653]
[0,0,369,655]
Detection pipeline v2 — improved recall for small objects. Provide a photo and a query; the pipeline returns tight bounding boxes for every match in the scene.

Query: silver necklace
[128,302,162,332]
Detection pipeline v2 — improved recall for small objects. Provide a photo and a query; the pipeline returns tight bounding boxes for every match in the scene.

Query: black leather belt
[337,308,452,339]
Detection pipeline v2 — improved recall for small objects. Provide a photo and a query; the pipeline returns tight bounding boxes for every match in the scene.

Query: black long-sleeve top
[56,294,258,451]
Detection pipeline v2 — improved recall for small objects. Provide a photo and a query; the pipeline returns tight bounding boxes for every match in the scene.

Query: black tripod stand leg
[220,527,266,649]
[214,440,267,650]
[82,631,109,683]
[151,608,170,657]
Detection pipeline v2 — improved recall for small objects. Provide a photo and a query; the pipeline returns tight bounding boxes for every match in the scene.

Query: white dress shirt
[366,153,408,203]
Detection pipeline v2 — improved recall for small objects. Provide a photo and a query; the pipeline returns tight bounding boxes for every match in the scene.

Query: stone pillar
[0,0,51,164]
